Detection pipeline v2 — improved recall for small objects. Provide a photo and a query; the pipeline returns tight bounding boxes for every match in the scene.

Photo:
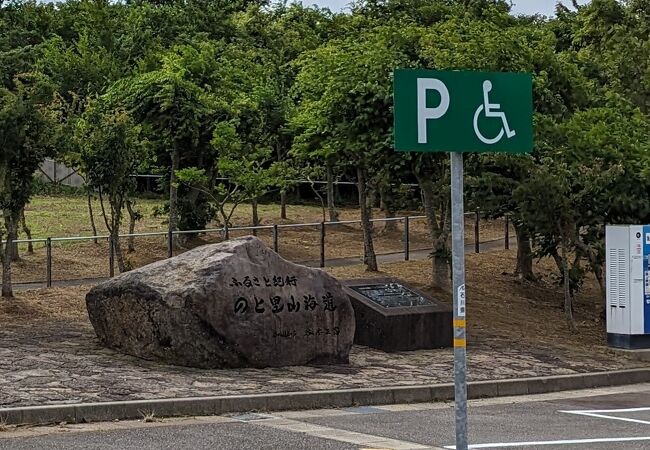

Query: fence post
[273,224,279,253]
[320,221,326,268]
[167,228,173,258]
[404,216,410,261]
[46,238,52,288]
[108,236,115,278]
[474,210,480,254]
[505,215,510,250]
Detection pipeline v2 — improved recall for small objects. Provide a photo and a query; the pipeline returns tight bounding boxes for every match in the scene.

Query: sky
[297,0,591,17]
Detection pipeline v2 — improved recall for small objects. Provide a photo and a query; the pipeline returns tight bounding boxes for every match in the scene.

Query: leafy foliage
[0,71,57,296]
[1,0,650,325]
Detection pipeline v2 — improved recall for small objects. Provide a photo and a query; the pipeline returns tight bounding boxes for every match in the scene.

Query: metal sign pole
[451,151,468,450]
[393,69,532,450]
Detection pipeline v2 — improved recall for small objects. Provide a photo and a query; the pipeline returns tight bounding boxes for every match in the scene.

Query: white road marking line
[276,408,352,419]
[238,415,436,449]
[561,406,650,414]
[444,436,650,449]
[560,410,650,426]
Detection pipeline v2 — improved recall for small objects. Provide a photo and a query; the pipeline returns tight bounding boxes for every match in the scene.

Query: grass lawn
[24,194,507,241]
[24,195,375,239]
[25,195,165,238]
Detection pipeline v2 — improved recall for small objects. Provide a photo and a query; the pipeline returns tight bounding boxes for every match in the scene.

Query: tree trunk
[326,162,339,222]
[251,197,260,236]
[1,247,12,298]
[10,228,18,262]
[561,236,576,332]
[20,208,33,254]
[335,180,342,204]
[101,189,127,274]
[416,174,449,288]
[219,206,231,241]
[112,197,126,273]
[357,167,378,271]
[280,191,287,220]
[126,200,137,252]
[223,220,230,241]
[113,229,127,273]
[594,264,606,316]
[1,212,16,298]
[87,190,98,245]
[514,224,534,280]
[277,143,288,220]
[0,238,6,297]
[432,222,451,283]
[551,250,564,282]
[168,147,180,248]
[380,187,398,233]
[572,230,606,316]
[8,208,18,262]
[308,178,326,222]
[367,186,379,209]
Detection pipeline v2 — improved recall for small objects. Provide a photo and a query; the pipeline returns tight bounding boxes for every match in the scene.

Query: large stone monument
[86,236,355,369]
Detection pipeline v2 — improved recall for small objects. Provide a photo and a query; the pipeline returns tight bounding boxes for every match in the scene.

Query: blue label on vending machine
[644,225,650,333]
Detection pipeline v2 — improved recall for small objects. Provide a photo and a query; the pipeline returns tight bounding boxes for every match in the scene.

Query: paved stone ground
[0,321,644,408]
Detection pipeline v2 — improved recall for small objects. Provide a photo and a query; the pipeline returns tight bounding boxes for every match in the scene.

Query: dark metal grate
[350,283,434,308]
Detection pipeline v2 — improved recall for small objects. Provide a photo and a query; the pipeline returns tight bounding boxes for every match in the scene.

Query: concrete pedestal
[342,278,452,352]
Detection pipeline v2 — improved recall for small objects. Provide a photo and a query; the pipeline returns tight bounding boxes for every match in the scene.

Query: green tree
[0,72,56,297]
[517,104,650,327]
[106,66,212,241]
[75,102,147,272]
[293,26,412,271]
[234,3,339,219]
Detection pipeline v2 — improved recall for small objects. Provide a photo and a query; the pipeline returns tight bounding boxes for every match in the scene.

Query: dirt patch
[1,250,618,363]
[327,250,611,358]
[0,285,90,326]
[10,217,507,284]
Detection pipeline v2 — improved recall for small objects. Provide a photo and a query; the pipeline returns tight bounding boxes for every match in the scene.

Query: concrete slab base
[611,347,650,362]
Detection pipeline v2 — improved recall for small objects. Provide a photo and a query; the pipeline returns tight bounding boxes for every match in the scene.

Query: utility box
[606,225,650,349]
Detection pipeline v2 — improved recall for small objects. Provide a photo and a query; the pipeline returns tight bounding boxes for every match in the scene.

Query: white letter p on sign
[417,78,450,144]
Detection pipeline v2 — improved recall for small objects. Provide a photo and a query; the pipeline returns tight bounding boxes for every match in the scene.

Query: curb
[1,368,649,426]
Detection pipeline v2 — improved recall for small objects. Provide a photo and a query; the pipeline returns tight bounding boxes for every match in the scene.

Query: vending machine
[606,225,650,349]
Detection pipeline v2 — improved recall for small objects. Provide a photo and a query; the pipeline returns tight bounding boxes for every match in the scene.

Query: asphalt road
[2,383,649,449]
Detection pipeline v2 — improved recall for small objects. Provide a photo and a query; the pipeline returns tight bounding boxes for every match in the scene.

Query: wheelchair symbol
[473,80,516,145]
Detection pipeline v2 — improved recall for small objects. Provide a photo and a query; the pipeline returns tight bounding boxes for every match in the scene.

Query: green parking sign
[393,69,533,153]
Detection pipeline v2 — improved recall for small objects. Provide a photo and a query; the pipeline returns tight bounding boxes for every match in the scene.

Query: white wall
[36,158,86,187]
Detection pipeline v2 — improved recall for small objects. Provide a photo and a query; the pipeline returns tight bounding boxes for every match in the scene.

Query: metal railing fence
[2,212,512,287]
